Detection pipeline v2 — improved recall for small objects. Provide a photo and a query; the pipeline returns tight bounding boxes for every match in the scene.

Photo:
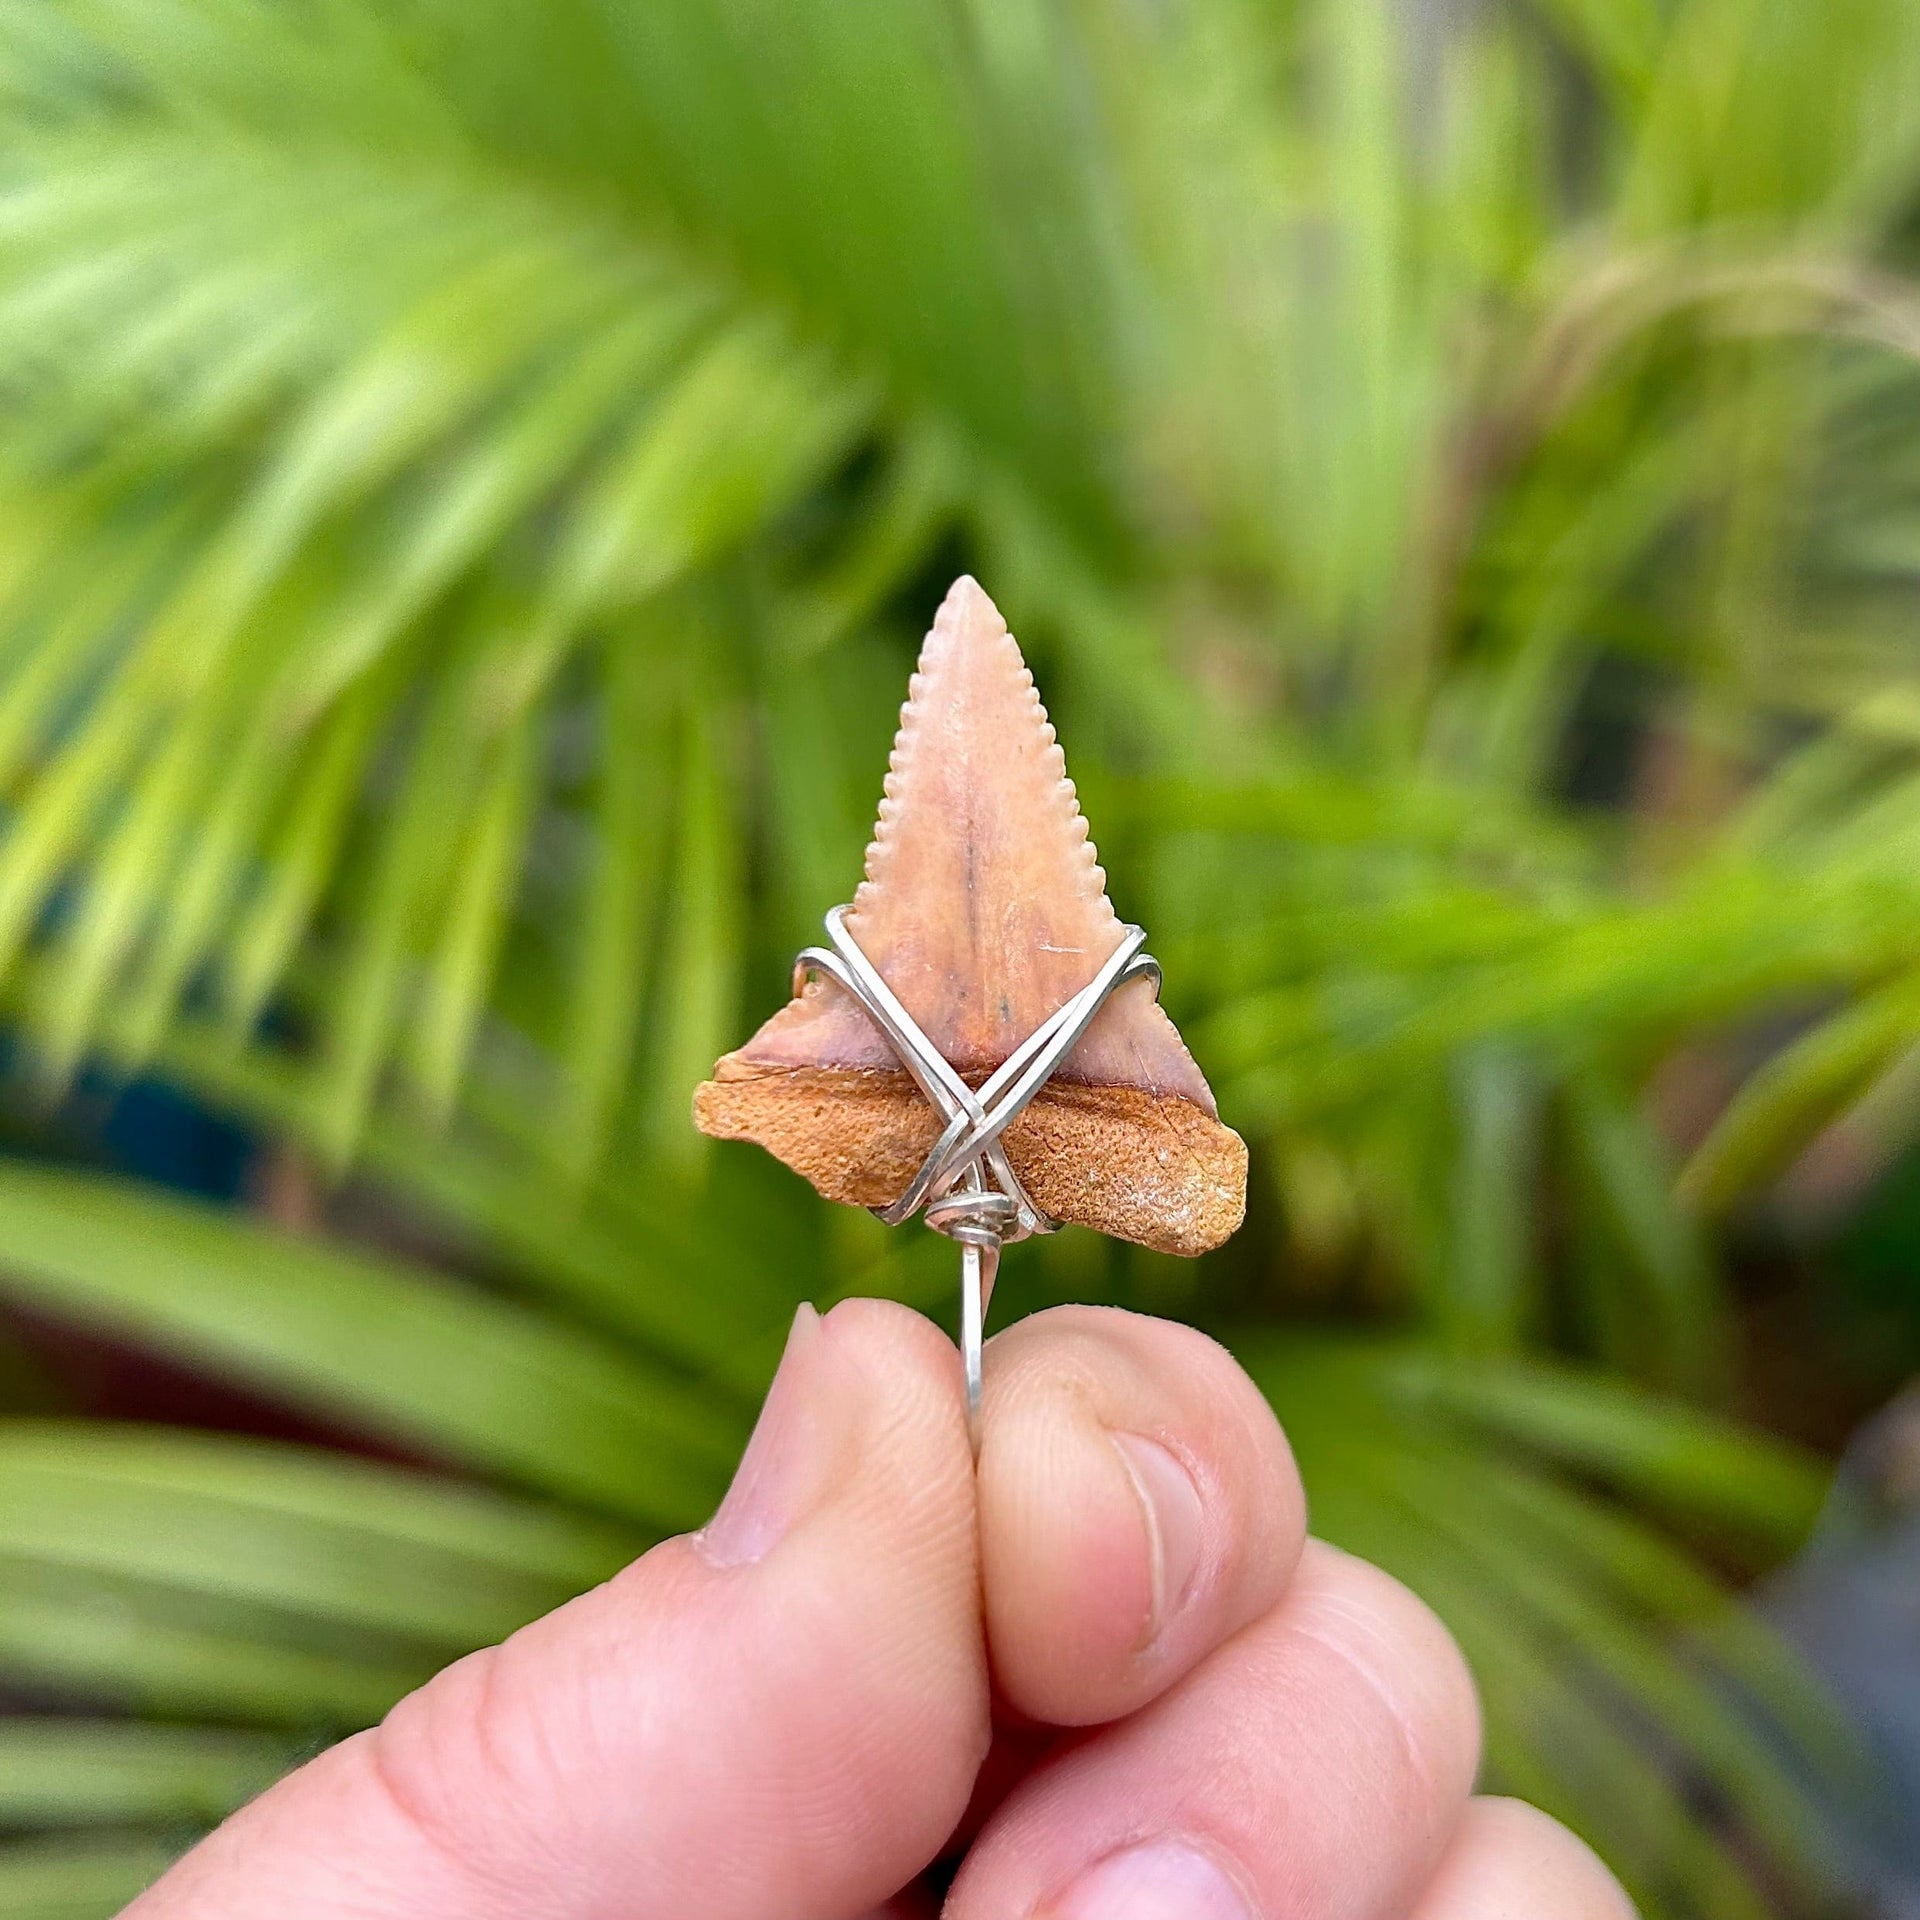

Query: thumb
[127,1301,988,1920]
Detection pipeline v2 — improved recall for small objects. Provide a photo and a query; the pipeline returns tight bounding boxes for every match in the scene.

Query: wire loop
[793,904,1162,1445]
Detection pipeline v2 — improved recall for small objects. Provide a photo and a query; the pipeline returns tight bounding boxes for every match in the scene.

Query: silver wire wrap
[794,904,1163,1448]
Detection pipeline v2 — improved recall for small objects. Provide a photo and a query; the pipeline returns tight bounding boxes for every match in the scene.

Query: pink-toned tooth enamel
[734,576,1217,1112]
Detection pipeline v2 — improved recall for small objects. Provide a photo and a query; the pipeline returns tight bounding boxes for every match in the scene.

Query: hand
[126,1301,1635,1919]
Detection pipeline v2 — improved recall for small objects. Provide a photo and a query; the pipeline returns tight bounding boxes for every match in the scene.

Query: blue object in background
[1766,1389,1920,1918]
[92,1071,255,1204]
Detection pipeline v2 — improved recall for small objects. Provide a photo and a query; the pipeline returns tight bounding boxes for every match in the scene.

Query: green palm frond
[0,1832,184,1919]
[0,1720,297,1828]
[1249,1337,1867,1920]
[0,1159,739,1525]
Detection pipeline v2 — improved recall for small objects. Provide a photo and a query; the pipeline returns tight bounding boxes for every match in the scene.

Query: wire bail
[794,904,1163,1447]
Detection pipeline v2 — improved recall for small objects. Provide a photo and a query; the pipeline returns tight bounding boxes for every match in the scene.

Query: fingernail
[698,1305,849,1567]
[1043,1840,1258,1920]
[1112,1431,1205,1641]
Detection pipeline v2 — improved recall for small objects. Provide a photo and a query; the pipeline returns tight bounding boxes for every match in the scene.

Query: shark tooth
[694,576,1246,1257]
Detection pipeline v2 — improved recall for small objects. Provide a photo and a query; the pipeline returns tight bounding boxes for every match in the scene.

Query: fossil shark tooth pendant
[696,574,1248,1251]
[695,577,1247,1421]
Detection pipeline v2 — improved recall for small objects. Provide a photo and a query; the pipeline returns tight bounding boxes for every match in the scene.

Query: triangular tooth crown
[731,576,1217,1114]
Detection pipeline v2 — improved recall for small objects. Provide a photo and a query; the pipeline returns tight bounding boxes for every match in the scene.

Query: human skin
[124,1300,1636,1920]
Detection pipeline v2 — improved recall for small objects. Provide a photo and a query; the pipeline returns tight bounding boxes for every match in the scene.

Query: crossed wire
[793,903,1163,1440]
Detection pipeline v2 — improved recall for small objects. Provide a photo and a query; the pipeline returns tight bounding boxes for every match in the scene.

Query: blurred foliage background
[0,0,1913,1913]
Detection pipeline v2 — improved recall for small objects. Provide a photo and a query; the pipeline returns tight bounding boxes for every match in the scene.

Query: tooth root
[694,576,1246,1257]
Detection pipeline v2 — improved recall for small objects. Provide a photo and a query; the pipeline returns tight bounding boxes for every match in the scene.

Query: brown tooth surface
[695,575,1247,1255]
[693,1068,1247,1259]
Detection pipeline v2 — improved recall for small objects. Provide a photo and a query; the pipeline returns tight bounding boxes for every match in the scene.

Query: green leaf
[1376,1447,1848,1898]
[643,680,743,1168]
[1393,1351,1830,1550]
[0,1720,296,1827]
[0,1421,638,1647]
[1441,1042,1539,1349]
[0,1567,425,1726]
[0,681,155,989]
[538,319,872,631]
[1248,1340,1863,1916]
[552,630,672,1192]
[0,1833,180,1919]
[1680,975,1920,1209]
[406,692,542,1123]
[218,670,388,1040]
[1527,0,1669,102]
[0,1159,742,1526]
[284,308,696,723]
[311,632,489,1167]
[44,992,786,1378]
[1562,1071,1725,1389]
